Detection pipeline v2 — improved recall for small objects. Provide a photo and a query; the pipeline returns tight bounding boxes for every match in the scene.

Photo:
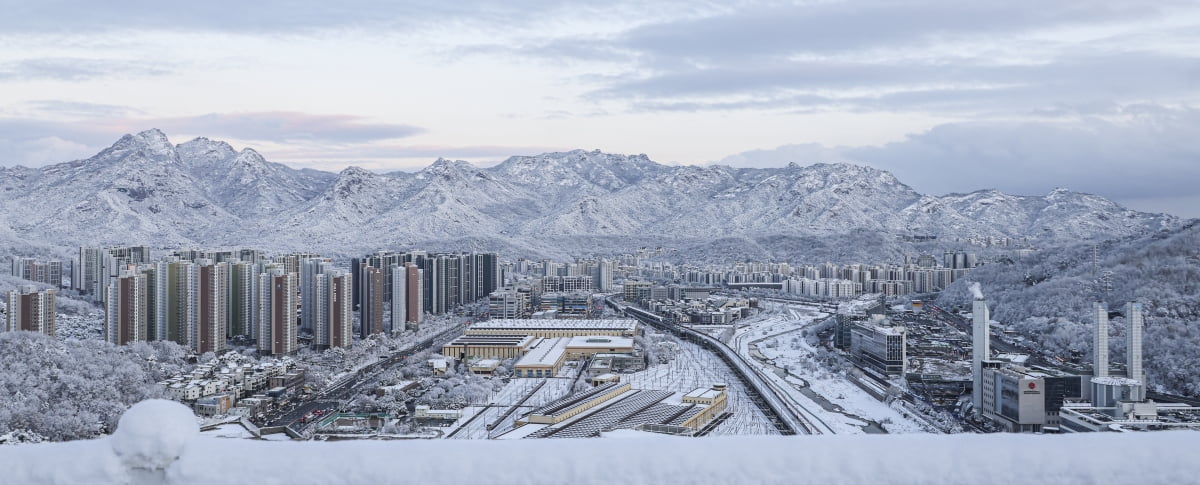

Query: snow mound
[111,399,197,470]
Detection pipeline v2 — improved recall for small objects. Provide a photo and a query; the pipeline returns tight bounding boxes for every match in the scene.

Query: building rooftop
[469,319,638,331]
[445,334,536,347]
[566,336,634,349]
[515,338,570,367]
[1091,376,1142,386]
[684,388,721,400]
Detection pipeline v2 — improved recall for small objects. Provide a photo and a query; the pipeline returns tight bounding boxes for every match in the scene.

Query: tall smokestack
[1126,301,1144,399]
[1093,302,1109,378]
[971,284,989,417]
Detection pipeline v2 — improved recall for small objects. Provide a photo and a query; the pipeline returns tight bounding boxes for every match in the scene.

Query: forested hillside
[939,221,1200,397]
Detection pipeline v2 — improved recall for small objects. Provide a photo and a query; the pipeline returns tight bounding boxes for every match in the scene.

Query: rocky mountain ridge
[0,129,1180,259]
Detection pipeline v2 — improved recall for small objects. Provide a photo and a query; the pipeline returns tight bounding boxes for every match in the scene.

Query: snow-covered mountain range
[0,129,1179,259]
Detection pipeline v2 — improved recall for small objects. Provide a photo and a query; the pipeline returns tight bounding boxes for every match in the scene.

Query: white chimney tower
[971,287,990,417]
[1126,301,1144,399]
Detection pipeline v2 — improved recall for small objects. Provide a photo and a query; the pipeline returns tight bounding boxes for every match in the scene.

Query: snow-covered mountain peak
[176,137,238,174]
[337,165,374,178]
[418,158,476,180]
[491,149,665,191]
[0,133,1181,254]
[233,148,266,166]
[127,129,175,154]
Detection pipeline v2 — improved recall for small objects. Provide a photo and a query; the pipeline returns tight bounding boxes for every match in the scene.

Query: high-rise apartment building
[360,265,384,336]
[329,271,353,348]
[143,261,168,342]
[300,257,333,334]
[105,269,147,345]
[593,260,613,292]
[229,262,260,339]
[6,285,56,336]
[257,270,298,355]
[11,258,63,288]
[360,266,384,338]
[195,260,228,354]
[166,260,198,347]
[389,265,406,334]
[406,263,423,327]
[75,248,113,299]
[314,270,353,349]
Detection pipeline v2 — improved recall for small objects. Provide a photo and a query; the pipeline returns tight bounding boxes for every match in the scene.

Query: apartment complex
[10,258,64,288]
[6,285,56,336]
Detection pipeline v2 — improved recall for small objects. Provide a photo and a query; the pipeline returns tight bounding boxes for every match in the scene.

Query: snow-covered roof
[565,336,634,349]
[515,338,570,368]
[470,359,501,369]
[469,318,638,332]
[1091,376,1142,386]
[684,388,721,400]
[445,334,535,347]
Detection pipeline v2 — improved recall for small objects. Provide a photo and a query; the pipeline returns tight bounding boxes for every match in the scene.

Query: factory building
[441,334,536,360]
[513,337,571,378]
[565,336,635,359]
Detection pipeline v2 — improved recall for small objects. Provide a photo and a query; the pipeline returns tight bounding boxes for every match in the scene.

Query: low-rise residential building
[194,393,236,417]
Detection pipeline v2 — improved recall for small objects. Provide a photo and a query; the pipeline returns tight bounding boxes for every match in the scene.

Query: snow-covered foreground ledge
[3,400,1200,485]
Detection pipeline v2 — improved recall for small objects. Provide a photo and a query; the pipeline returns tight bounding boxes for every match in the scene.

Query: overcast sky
[1,1,1198,217]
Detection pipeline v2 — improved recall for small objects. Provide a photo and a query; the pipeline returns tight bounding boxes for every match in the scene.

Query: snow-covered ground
[624,335,781,436]
[449,377,575,439]
[732,302,926,434]
[6,399,1200,485]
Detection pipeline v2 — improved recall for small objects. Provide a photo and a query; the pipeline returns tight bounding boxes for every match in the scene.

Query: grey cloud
[268,143,566,166]
[596,51,1200,114]
[711,143,857,169]
[0,1,588,34]
[0,111,424,166]
[715,105,1200,217]
[20,100,145,118]
[0,58,172,81]
[616,1,1169,63]
[151,112,424,144]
